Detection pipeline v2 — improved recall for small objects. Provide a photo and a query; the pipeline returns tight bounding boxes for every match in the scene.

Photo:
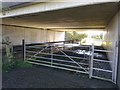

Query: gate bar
[27,61,89,74]
[26,50,89,60]
[55,46,88,72]
[27,55,89,66]
[28,59,88,70]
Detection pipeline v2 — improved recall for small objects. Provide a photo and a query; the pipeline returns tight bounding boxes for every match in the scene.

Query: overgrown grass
[3,60,33,72]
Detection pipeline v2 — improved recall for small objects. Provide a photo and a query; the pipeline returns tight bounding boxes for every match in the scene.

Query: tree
[65,31,73,40]
[91,34,103,40]
[65,31,87,42]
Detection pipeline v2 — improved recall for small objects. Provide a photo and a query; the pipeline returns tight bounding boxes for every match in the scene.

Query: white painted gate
[23,40,118,83]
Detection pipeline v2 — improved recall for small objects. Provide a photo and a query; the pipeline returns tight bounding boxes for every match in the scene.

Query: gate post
[51,44,53,66]
[89,43,94,78]
[22,39,26,61]
[112,41,119,84]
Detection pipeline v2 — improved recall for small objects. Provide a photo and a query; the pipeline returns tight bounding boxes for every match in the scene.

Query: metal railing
[22,40,118,83]
[89,40,118,84]
[24,40,90,74]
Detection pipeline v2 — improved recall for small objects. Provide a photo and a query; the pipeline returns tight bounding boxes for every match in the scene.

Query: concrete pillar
[117,9,120,88]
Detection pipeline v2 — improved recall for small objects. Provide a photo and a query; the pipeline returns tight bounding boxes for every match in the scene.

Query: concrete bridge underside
[1,1,120,88]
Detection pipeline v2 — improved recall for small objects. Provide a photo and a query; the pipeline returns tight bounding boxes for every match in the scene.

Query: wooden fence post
[22,39,26,61]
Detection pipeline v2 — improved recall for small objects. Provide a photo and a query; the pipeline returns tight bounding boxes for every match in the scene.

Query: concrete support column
[117,9,120,88]
[44,28,48,42]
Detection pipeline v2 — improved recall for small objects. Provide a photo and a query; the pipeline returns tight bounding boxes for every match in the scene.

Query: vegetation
[91,34,103,40]
[2,36,33,72]
[2,36,14,62]
[65,31,87,43]
[3,60,33,72]
[2,60,16,72]
[16,61,33,68]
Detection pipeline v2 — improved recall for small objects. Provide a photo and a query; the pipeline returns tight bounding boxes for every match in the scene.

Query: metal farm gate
[22,40,118,83]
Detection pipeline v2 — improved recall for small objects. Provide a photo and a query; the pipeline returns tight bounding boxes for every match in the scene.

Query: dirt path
[2,65,119,89]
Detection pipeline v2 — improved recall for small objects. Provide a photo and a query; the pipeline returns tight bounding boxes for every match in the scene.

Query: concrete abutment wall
[2,25,65,45]
[103,10,120,86]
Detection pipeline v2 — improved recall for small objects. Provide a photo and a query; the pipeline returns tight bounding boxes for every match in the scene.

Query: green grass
[3,60,33,72]
[16,61,33,68]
